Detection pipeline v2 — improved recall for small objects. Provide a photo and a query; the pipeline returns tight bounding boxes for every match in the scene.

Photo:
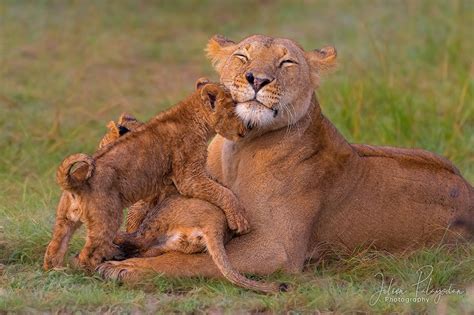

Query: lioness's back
[352,144,460,175]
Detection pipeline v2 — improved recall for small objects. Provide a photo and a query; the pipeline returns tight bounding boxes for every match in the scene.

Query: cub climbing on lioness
[43,113,144,270]
[54,81,250,271]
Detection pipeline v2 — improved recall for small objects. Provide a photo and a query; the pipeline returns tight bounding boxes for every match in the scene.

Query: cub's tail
[56,153,95,192]
[204,229,289,294]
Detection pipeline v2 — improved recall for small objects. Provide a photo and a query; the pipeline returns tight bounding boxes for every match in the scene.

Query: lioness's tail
[204,230,288,294]
[56,153,95,192]
[452,185,474,240]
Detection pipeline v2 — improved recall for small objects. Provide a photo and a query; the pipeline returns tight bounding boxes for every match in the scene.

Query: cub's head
[98,113,143,149]
[196,77,247,142]
[206,34,336,131]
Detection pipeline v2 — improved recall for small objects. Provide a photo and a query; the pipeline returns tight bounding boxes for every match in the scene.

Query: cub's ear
[206,35,237,72]
[200,84,220,111]
[118,112,137,124]
[305,45,337,87]
[117,125,130,136]
[106,121,120,136]
[195,77,210,90]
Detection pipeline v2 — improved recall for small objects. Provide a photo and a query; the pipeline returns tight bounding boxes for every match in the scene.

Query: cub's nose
[245,72,272,92]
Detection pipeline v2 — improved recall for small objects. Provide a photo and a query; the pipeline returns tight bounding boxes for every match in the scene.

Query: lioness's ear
[200,85,219,111]
[206,35,237,72]
[195,77,210,90]
[305,46,337,87]
[306,46,337,72]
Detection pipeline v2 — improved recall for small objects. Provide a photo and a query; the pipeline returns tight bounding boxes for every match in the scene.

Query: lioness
[97,35,472,281]
[56,82,249,271]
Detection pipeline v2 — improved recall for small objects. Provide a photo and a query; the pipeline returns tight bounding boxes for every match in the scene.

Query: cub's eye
[279,59,298,68]
[234,53,249,63]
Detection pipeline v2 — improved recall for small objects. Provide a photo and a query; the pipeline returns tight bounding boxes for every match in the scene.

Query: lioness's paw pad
[97,262,128,281]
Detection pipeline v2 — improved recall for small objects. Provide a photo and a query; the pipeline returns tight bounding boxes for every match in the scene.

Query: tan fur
[44,113,144,270]
[96,35,473,283]
[106,195,285,293]
[352,144,461,176]
[98,113,144,149]
[49,83,249,271]
[45,90,282,293]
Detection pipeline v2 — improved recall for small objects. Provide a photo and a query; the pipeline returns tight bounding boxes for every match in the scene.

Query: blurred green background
[0,0,472,313]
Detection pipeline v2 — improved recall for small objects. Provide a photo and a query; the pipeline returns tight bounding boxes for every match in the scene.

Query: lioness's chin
[235,101,275,128]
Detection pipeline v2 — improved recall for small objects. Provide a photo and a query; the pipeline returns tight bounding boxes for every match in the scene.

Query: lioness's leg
[97,231,289,281]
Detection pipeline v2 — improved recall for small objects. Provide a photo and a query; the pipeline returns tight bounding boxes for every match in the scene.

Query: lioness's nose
[245,72,272,92]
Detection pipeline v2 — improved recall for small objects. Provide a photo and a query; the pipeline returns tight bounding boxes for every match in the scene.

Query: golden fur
[96,35,473,282]
[107,195,286,293]
[52,83,249,271]
[44,113,143,270]
[45,106,281,293]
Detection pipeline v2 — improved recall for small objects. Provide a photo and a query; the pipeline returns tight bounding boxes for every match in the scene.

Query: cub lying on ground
[55,82,250,271]
[110,194,286,293]
[43,113,143,270]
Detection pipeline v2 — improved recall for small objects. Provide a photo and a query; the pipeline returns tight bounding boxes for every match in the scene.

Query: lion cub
[109,194,287,293]
[55,82,249,271]
[43,113,144,270]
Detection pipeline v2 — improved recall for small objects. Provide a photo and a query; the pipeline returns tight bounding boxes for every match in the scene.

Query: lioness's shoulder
[352,144,460,176]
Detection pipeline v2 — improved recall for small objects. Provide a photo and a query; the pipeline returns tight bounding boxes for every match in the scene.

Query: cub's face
[199,82,247,142]
[206,35,337,131]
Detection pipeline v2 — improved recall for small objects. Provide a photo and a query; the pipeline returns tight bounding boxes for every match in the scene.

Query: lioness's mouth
[235,101,279,128]
[244,100,277,116]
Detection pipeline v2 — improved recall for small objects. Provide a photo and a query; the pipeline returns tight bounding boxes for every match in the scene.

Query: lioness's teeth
[247,122,253,130]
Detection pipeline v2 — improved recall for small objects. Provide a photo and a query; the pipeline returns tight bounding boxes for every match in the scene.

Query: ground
[0,0,473,313]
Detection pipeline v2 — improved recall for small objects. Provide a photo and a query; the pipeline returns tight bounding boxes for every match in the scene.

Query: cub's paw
[69,254,101,273]
[228,211,251,235]
[43,254,64,271]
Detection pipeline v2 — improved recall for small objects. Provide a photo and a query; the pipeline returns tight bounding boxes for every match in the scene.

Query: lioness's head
[206,34,336,131]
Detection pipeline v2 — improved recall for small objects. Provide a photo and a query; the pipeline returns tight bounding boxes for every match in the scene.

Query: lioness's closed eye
[206,34,336,132]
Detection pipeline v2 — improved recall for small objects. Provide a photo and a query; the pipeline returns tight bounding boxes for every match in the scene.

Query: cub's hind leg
[74,197,123,271]
[44,193,82,270]
[44,216,81,269]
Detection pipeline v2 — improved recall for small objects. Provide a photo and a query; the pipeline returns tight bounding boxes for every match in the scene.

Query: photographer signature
[369,265,465,305]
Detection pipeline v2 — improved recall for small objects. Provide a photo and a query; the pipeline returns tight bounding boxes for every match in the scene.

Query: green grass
[0,0,473,313]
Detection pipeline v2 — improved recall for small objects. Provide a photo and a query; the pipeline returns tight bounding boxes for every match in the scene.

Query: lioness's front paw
[96,260,142,282]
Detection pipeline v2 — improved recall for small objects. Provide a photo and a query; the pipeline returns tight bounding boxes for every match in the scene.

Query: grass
[0,0,473,313]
